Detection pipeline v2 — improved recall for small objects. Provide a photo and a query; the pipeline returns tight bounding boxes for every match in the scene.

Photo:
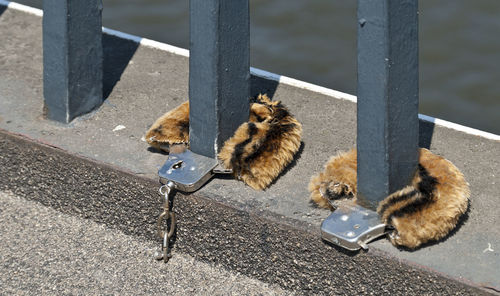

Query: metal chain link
[155,181,176,263]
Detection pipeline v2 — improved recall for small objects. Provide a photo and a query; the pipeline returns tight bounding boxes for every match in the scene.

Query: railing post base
[43,0,103,123]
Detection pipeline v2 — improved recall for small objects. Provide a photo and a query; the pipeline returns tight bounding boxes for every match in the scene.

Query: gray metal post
[43,0,103,123]
[356,0,419,210]
[189,0,250,159]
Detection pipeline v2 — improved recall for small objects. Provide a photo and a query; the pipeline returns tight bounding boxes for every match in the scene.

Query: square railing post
[357,0,419,210]
[189,0,250,159]
[43,0,103,123]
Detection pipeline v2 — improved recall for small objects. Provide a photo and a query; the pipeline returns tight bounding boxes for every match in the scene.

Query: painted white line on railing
[2,0,499,141]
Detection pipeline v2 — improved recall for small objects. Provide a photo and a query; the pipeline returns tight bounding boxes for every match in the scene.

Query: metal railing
[356,0,419,209]
[41,0,418,210]
[43,0,103,123]
[189,0,250,159]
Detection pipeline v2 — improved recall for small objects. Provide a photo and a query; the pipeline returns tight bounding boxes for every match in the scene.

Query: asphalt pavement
[0,191,291,295]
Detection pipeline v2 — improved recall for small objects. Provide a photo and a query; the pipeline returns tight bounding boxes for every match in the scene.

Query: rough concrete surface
[0,116,490,296]
[0,5,499,295]
[0,191,290,295]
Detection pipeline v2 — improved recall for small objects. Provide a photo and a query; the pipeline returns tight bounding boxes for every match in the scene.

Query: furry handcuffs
[146,95,469,249]
[146,94,302,190]
[309,148,470,249]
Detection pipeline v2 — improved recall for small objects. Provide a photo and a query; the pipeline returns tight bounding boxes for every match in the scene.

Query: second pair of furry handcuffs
[309,148,470,249]
[145,94,303,190]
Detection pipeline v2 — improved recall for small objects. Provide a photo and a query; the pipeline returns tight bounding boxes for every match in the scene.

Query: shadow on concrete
[268,141,305,188]
[103,33,139,99]
[0,5,7,16]
[419,119,435,149]
[250,74,279,99]
[147,146,169,155]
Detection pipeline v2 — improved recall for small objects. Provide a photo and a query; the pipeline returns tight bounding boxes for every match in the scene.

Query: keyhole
[172,161,183,169]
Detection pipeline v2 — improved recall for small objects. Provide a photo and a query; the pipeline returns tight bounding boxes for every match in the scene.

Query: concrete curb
[0,130,491,295]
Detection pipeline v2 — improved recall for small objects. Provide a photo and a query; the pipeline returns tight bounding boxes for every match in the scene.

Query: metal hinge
[321,204,389,251]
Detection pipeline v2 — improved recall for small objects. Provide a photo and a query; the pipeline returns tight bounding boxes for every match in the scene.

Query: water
[13,0,500,134]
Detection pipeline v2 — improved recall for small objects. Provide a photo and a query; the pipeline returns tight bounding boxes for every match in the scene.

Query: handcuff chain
[155,181,176,263]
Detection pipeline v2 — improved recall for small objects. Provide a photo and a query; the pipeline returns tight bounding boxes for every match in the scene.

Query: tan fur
[383,148,469,248]
[145,101,190,152]
[218,94,302,190]
[145,94,302,190]
[308,149,357,209]
[309,148,469,249]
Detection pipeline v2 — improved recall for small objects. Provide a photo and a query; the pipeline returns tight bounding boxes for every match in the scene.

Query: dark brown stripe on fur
[243,121,296,166]
[386,192,431,224]
[416,164,439,196]
[378,189,419,218]
[386,165,439,224]
[178,120,189,138]
[153,125,163,133]
[242,104,295,164]
[271,107,290,122]
[252,112,266,123]
[230,122,258,174]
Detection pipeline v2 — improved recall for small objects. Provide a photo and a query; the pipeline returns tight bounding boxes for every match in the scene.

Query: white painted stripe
[3,0,499,141]
[0,0,43,16]
[102,27,190,58]
[249,67,358,103]
[418,114,500,141]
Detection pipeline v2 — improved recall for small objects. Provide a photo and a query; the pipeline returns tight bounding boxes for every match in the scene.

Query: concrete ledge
[0,131,489,295]
[1,4,499,294]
